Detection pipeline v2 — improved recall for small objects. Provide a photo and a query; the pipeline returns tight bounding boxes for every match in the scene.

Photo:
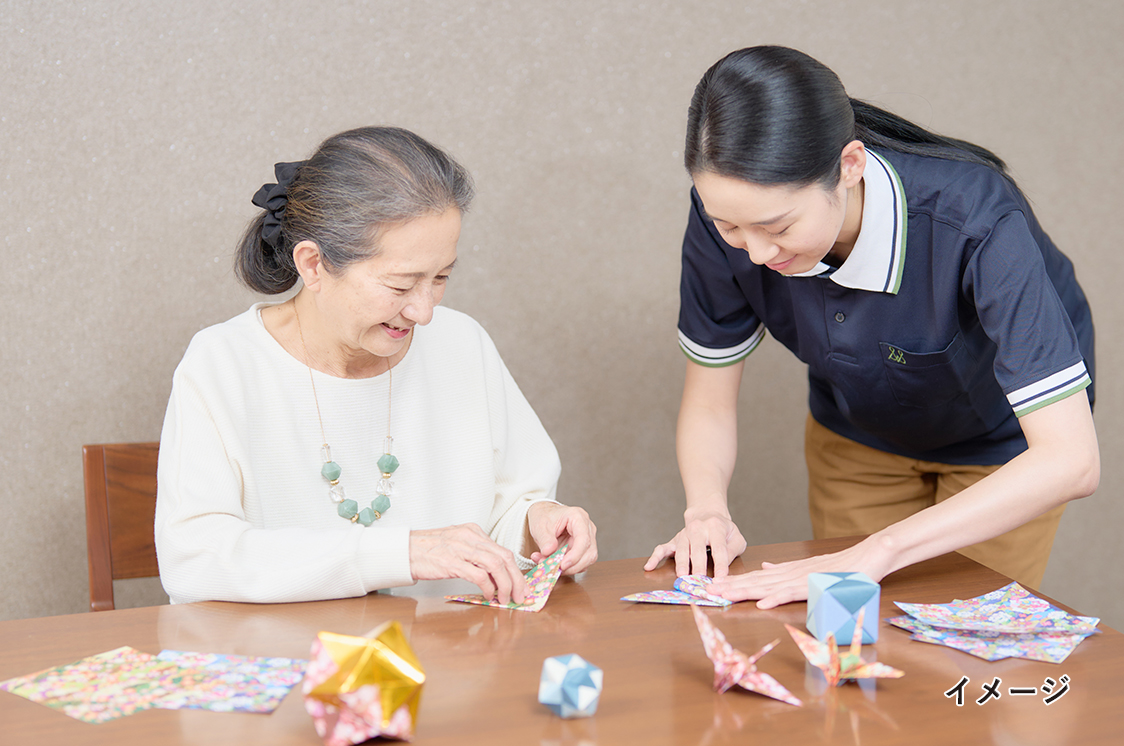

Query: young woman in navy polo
[645,46,1098,607]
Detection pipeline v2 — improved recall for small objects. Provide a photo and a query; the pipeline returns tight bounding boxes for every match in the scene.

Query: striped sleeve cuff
[1007,361,1091,417]
[678,327,765,367]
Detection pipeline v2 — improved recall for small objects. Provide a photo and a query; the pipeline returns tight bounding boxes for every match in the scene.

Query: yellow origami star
[306,621,426,728]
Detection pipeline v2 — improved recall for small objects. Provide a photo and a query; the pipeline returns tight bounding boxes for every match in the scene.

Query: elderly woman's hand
[409,524,528,605]
[527,502,598,575]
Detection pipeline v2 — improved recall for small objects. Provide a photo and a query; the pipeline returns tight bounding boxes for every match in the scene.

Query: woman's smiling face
[692,141,867,274]
[693,171,850,275]
[306,207,461,368]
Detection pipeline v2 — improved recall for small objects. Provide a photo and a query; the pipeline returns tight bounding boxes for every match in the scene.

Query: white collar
[788,149,907,294]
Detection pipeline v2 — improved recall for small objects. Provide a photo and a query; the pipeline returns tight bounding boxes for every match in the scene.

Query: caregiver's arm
[709,391,1099,607]
[645,358,748,578]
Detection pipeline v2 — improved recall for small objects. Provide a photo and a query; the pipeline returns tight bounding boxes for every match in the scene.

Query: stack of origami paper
[807,572,880,644]
[302,622,425,745]
[886,582,1099,664]
[0,646,306,723]
[621,575,732,606]
[445,546,566,612]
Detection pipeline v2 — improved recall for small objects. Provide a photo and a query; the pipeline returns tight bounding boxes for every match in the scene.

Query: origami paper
[538,653,603,719]
[0,646,206,723]
[303,622,425,745]
[691,603,802,706]
[621,574,733,606]
[893,582,1099,634]
[786,609,904,688]
[886,582,1100,663]
[886,616,1090,664]
[807,572,880,644]
[153,651,306,713]
[445,545,566,612]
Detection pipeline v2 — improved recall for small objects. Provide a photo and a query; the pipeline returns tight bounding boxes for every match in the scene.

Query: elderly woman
[155,126,597,605]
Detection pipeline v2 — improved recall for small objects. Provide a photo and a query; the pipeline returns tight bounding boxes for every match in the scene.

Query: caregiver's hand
[705,539,891,609]
[644,509,747,578]
[409,523,527,604]
[527,502,598,574]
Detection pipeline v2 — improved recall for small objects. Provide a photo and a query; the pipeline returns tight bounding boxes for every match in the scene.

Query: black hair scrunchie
[251,161,305,251]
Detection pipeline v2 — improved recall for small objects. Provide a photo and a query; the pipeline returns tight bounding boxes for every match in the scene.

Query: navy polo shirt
[678,149,1095,465]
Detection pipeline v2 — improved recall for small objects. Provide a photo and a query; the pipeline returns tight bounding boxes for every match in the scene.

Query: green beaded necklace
[295,303,400,526]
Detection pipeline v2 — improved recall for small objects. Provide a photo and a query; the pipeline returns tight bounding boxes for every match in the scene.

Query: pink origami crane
[785,609,904,688]
[691,603,803,706]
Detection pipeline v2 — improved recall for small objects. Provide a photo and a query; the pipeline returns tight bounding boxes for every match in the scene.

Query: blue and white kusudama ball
[538,653,603,719]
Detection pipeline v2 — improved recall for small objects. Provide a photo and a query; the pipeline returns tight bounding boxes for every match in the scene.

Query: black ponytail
[686,46,1009,186]
[234,212,300,294]
[850,99,1007,173]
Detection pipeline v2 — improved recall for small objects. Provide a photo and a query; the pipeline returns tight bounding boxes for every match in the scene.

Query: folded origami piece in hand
[691,603,802,706]
[622,575,732,607]
[302,622,425,745]
[445,546,566,612]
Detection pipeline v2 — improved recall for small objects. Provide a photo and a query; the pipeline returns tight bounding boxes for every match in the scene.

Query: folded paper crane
[785,609,903,688]
[445,546,566,612]
[621,575,732,606]
[302,622,425,744]
[538,653,603,718]
[691,603,802,706]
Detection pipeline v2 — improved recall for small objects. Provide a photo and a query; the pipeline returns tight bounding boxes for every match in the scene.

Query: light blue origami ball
[538,653,603,719]
[807,571,880,644]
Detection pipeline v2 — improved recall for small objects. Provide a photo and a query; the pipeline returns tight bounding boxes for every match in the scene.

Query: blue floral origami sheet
[621,575,732,607]
[154,651,307,713]
[886,582,1099,663]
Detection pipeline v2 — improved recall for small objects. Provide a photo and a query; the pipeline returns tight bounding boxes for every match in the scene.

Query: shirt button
[834,311,846,323]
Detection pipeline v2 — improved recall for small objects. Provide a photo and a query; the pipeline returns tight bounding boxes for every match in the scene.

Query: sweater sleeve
[476,331,562,569]
[154,343,415,605]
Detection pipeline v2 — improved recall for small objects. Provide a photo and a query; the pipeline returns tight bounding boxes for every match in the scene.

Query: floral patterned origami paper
[622,575,733,607]
[154,651,306,713]
[445,545,566,612]
[0,646,201,723]
[885,582,1100,663]
[786,609,904,688]
[0,647,307,723]
[302,622,426,745]
[691,603,802,706]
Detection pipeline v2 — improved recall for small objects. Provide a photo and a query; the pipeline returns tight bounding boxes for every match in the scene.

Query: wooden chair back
[83,442,161,612]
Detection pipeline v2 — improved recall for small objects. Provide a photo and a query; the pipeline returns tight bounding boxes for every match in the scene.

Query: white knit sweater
[155,304,561,604]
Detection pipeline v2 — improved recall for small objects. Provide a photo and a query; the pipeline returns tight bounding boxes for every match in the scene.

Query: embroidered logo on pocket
[886,346,907,365]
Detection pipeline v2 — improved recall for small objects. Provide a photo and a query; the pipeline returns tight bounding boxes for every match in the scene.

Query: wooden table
[1,537,1120,745]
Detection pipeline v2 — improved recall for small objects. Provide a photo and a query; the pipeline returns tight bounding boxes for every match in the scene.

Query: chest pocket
[879,335,975,409]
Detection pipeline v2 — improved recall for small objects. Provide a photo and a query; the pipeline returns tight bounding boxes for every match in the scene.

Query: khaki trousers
[804,415,1065,589]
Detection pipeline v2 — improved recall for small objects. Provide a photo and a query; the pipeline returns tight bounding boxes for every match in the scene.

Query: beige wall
[2,1,1121,628]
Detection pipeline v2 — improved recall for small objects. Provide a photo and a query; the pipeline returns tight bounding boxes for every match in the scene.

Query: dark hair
[236,126,475,294]
[685,46,1008,187]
